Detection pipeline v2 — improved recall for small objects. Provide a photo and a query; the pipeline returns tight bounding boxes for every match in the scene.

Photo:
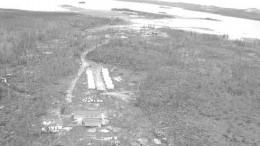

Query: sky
[0,0,70,11]
[0,0,259,11]
[160,0,260,9]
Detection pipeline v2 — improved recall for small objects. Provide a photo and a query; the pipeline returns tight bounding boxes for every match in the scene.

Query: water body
[159,0,260,9]
[130,8,260,40]
[1,0,259,39]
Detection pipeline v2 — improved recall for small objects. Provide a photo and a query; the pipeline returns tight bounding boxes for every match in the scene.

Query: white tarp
[102,68,114,89]
[86,69,96,89]
[94,68,106,91]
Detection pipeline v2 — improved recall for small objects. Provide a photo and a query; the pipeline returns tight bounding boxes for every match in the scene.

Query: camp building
[73,110,103,127]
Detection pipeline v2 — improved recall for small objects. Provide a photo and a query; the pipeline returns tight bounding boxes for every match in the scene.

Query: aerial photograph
[0,0,260,145]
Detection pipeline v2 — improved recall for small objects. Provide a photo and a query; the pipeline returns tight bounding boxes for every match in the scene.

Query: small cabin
[83,118,101,127]
[73,110,103,127]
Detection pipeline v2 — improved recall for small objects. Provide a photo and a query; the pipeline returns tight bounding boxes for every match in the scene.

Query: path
[65,40,109,102]
[53,23,161,146]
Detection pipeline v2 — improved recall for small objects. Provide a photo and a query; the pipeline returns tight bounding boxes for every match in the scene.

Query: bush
[87,28,260,145]
[38,46,78,83]
[0,9,114,146]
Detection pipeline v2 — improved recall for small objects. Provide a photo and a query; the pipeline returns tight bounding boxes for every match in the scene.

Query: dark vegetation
[87,28,260,145]
[78,1,85,4]
[111,8,175,19]
[198,17,221,21]
[0,9,112,146]
[118,0,260,21]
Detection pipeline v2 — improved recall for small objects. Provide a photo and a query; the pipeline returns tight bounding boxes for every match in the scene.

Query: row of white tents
[86,68,114,90]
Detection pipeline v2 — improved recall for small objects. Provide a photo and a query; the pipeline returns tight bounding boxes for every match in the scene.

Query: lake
[1,0,259,39]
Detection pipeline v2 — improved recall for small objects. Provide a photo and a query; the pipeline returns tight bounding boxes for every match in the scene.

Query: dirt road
[66,40,109,102]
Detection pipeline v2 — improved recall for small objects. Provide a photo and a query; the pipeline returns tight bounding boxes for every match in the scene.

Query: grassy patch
[0,9,113,82]
[0,9,113,146]
[87,28,260,145]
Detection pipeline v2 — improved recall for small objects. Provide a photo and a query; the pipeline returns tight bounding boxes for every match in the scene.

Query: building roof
[83,118,102,123]
[83,118,102,127]
[73,110,102,119]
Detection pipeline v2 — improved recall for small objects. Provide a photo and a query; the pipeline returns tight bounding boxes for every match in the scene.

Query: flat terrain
[1,9,260,146]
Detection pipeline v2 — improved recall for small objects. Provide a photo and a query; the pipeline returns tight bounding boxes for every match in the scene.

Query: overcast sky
[0,0,259,11]
[159,0,260,9]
